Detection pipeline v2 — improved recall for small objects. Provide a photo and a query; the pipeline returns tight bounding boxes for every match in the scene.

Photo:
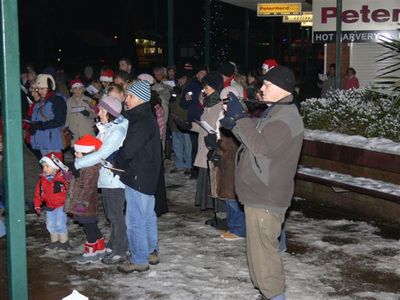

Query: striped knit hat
[127,80,151,102]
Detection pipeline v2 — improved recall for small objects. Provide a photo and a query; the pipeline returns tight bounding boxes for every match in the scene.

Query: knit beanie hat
[74,134,103,153]
[202,72,223,92]
[127,80,151,102]
[193,65,208,76]
[261,66,295,93]
[218,62,235,77]
[36,74,56,90]
[98,96,122,118]
[137,73,155,85]
[39,156,59,170]
[100,69,114,82]
[262,59,278,72]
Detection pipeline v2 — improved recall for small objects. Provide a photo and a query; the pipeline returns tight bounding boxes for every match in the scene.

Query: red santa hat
[262,59,278,72]
[100,69,114,82]
[70,79,84,89]
[74,134,103,153]
[39,156,60,170]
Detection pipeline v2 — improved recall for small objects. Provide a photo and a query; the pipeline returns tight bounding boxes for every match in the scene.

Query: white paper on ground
[62,290,89,300]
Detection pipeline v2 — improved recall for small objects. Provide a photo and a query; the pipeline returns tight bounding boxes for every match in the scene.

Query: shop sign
[283,12,313,23]
[257,3,302,16]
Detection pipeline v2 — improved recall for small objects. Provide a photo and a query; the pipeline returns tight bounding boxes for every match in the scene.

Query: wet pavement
[1,144,399,299]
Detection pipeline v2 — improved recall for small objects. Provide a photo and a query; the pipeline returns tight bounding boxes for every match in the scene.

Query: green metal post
[204,0,210,68]
[167,0,174,66]
[335,0,342,89]
[244,8,249,69]
[0,0,28,299]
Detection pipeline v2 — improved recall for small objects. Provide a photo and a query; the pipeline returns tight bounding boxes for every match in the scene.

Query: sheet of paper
[163,80,176,88]
[195,120,217,134]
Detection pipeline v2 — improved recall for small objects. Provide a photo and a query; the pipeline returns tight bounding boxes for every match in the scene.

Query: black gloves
[174,116,192,131]
[204,134,218,151]
[29,121,43,135]
[220,93,247,130]
[69,163,80,178]
[80,110,90,117]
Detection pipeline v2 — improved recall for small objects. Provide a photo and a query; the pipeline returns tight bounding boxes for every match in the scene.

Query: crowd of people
[2,56,310,300]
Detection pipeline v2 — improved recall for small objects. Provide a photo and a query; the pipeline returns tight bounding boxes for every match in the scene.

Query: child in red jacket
[34,156,69,249]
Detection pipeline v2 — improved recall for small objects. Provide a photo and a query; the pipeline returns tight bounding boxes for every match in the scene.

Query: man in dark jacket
[115,80,162,273]
[221,66,304,300]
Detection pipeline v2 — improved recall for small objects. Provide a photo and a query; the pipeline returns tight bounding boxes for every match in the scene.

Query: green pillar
[0,0,28,299]
[335,0,342,89]
[244,8,249,69]
[204,0,210,68]
[167,0,174,66]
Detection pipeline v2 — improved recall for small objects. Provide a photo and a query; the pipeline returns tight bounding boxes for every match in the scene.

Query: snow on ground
[304,130,400,155]
[22,161,400,300]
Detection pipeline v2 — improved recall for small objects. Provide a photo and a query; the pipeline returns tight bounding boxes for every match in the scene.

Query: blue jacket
[75,116,128,189]
[180,78,203,122]
[31,92,67,151]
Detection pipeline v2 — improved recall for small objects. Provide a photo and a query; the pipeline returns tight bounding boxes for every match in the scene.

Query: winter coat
[74,116,128,189]
[66,95,96,144]
[65,164,101,217]
[232,95,304,214]
[34,171,68,209]
[31,91,67,151]
[213,128,240,200]
[190,100,223,169]
[169,82,189,132]
[180,78,204,122]
[115,102,162,195]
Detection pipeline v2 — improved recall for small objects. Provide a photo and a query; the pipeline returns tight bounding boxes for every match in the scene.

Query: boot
[76,242,98,264]
[46,233,60,250]
[58,233,71,250]
[59,233,68,243]
[95,237,106,258]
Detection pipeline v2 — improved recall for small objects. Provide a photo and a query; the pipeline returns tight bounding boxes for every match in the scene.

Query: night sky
[18,0,314,75]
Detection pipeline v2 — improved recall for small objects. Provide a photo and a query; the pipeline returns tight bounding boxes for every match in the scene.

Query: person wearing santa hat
[261,58,278,75]
[34,155,69,250]
[65,134,105,264]
[66,79,97,144]
[100,69,114,93]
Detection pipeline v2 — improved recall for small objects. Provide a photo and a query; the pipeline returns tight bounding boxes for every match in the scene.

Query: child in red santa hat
[64,134,105,264]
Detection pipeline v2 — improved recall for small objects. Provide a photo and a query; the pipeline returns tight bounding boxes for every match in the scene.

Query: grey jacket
[232,95,304,213]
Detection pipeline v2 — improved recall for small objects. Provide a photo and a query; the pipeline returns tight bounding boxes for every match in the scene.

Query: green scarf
[203,92,221,108]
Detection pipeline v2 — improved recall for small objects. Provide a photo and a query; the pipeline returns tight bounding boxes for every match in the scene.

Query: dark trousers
[102,188,128,255]
[83,223,102,243]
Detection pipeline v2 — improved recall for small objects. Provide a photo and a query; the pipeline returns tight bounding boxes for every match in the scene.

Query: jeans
[225,200,246,237]
[46,206,68,234]
[279,224,287,252]
[102,188,128,255]
[172,131,192,169]
[125,186,158,265]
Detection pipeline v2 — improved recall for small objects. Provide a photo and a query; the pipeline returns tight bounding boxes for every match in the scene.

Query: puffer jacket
[34,171,68,209]
[74,116,128,189]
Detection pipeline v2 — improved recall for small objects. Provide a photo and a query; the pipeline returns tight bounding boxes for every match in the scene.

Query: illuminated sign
[313,0,400,43]
[257,3,302,16]
[301,21,313,27]
[283,12,313,23]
